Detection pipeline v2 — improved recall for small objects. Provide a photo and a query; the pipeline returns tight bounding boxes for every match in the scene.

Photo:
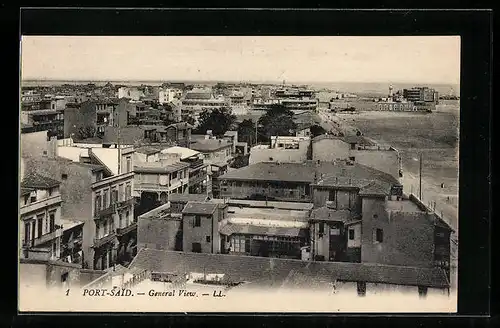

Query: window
[36,215,44,238]
[349,156,355,162]
[328,190,335,201]
[49,213,55,232]
[30,195,37,203]
[48,188,53,197]
[373,214,378,219]
[104,219,109,235]
[319,222,325,234]
[103,189,109,209]
[111,187,118,204]
[206,236,211,243]
[119,213,123,228]
[23,195,29,205]
[52,242,57,258]
[350,143,356,150]
[194,216,201,227]
[119,184,124,201]
[375,228,384,243]
[349,229,355,240]
[126,211,130,225]
[172,171,178,179]
[95,193,102,212]
[192,243,202,253]
[125,183,131,200]
[126,156,132,173]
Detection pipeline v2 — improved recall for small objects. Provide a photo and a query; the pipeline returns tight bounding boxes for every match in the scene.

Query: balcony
[94,205,115,218]
[20,196,62,216]
[116,198,135,210]
[93,231,116,248]
[33,228,63,247]
[188,158,205,170]
[116,222,137,236]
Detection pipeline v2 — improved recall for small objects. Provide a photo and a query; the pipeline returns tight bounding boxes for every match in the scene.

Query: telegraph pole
[255,119,258,146]
[419,152,423,200]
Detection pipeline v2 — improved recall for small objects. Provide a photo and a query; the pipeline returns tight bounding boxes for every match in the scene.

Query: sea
[21,79,460,97]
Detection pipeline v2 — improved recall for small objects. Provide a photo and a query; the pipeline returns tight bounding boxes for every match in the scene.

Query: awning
[220,222,308,238]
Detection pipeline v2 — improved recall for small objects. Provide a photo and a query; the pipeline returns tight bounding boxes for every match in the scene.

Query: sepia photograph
[19,35,460,313]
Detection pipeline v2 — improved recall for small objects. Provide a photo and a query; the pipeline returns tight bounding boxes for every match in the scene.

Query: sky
[20,36,461,84]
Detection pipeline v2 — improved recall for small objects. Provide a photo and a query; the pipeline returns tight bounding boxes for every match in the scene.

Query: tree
[258,104,297,141]
[195,107,237,137]
[237,119,256,145]
[76,126,97,140]
[310,124,327,137]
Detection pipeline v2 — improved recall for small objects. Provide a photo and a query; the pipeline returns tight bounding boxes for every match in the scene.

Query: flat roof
[168,193,209,203]
[219,222,308,238]
[191,139,232,152]
[182,202,218,215]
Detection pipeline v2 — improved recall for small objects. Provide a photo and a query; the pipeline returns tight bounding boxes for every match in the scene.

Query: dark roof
[135,146,161,156]
[190,139,232,152]
[219,160,400,186]
[310,208,354,222]
[130,249,450,289]
[182,202,218,215]
[134,161,190,174]
[21,173,60,189]
[168,193,209,203]
[20,187,35,196]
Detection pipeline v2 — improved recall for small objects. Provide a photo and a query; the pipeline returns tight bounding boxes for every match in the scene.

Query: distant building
[21,109,65,139]
[118,87,145,101]
[158,88,182,105]
[181,88,228,121]
[63,99,127,139]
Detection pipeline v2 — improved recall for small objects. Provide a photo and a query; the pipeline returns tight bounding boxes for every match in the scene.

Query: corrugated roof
[21,173,60,189]
[130,249,450,289]
[182,201,218,215]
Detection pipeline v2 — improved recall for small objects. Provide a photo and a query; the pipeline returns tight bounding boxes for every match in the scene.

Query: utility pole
[419,152,423,200]
[255,119,258,146]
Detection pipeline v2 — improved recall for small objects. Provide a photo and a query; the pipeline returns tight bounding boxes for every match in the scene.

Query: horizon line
[21,78,460,86]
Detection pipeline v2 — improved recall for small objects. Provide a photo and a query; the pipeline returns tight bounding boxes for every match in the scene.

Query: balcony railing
[116,222,137,236]
[94,205,115,218]
[33,228,63,247]
[93,231,116,248]
[94,199,135,218]
[20,195,62,216]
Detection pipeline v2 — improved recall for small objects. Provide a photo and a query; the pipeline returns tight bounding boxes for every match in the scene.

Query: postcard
[19,34,459,313]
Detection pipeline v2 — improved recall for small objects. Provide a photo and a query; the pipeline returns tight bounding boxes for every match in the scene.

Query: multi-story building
[20,173,64,261]
[118,87,145,101]
[160,146,210,194]
[181,201,227,254]
[133,153,191,204]
[20,109,65,139]
[24,142,137,270]
[64,99,127,139]
[403,87,439,103]
[218,160,402,203]
[309,176,452,277]
[312,135,403,181]
[180,89,228,122]
[103,122,192,148]
[159,88,183,105]
[190,137,234,197]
